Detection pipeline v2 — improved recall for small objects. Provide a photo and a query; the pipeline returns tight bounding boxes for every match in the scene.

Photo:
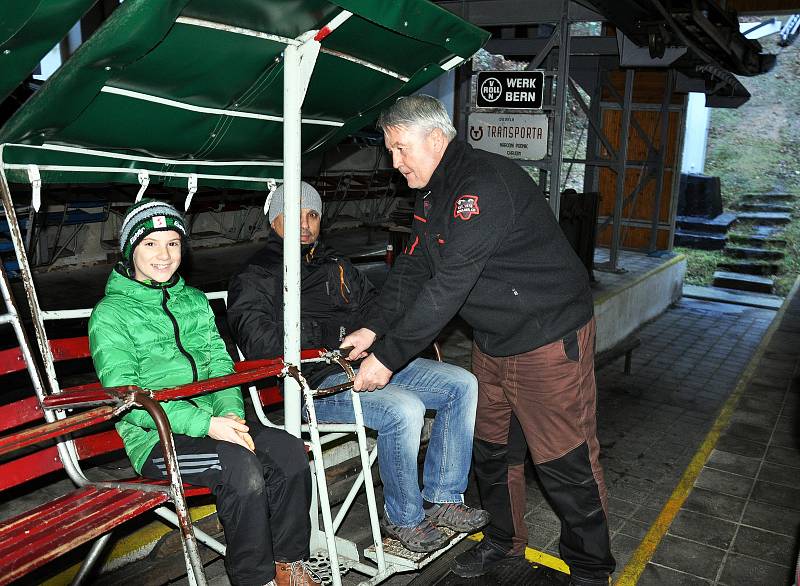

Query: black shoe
[451,539,521,578]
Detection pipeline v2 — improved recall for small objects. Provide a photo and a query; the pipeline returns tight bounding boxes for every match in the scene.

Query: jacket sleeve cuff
[187,411,213,438]
[371,343,406,374]
[364,318,388,338]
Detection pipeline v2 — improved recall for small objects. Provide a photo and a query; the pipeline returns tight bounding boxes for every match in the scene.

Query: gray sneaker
[380,515,449,553]
[424,502,490,533]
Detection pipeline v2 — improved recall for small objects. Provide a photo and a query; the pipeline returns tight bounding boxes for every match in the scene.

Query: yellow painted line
[614,275,800,585]
[593,253,686,306]
[42,504,218,586]
[468,532,570,575]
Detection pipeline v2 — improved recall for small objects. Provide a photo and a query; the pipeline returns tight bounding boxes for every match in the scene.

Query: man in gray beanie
[228,180,488,554]
[267,181,323,244]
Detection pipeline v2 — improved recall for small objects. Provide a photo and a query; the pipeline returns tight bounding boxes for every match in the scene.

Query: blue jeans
[312,358,478,527]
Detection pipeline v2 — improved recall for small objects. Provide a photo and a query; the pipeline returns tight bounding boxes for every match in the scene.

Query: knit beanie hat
[268,181,323,224]
[119,199,188,260]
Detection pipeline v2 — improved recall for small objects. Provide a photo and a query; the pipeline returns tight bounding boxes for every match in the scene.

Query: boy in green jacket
[89,199,320,586]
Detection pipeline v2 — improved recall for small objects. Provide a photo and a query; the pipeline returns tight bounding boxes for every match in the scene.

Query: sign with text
[468,113,548,160]
[476,71,544,109]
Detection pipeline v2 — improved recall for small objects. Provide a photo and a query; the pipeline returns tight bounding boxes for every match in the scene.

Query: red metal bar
[154,361,285,402]
[42,385,134,409]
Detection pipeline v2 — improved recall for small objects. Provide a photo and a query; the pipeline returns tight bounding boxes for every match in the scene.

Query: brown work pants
[471,317,615,584]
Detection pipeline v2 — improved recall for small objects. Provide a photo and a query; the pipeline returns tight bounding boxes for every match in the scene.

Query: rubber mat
[409,540,570,586]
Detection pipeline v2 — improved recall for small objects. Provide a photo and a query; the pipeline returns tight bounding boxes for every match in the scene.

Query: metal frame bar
[567,77,617,160]
[175,14,409,83]
[3,143,281,167]
[548,0,571,216]
[100,86,343,127]
[648,70,676,252]
[606,69,634,271]
[668,95,689,250]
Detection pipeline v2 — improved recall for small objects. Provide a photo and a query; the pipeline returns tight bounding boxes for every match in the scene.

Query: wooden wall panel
[596,225,671,250]
[596,69,684,253]
[599,110,680,168]
[598,168,673,223]
[602,71,684,105]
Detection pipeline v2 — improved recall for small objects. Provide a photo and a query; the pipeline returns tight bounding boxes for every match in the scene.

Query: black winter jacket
[366,141,593,372]
[227,233,379,386]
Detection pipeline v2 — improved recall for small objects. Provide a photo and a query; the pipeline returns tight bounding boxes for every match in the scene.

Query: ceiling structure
[437,0,794,107]
[0,0,488,189]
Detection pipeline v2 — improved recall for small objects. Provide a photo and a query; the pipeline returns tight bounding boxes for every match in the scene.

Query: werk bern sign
[476,71,544,109]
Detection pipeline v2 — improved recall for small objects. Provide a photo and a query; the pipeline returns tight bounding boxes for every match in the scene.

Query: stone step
[713,271,774,294]
[736,212,792,224]
[674,230,726,250]
[717,260,782,276]
[741,192,795,202]
[728,233,787,248]
[723,245,785,260]
[735,202,794,214]
[675,212,738,234]
[682,284,784,310]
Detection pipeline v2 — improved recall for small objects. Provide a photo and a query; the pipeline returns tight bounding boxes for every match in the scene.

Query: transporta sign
[468,113,548,160]
[476,71,544,109]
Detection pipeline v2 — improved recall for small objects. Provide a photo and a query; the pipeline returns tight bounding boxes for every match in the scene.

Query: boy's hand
[209,415,254,452]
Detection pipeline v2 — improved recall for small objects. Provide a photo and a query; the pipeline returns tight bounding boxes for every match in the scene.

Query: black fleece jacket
[366,140,593,372]
[227,232,379,386]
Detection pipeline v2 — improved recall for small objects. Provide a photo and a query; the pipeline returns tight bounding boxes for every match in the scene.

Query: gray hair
[377,95,457,140]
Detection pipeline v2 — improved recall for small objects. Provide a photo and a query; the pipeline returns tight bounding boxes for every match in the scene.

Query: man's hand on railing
[340,328,376,361]
[352,353,392,392]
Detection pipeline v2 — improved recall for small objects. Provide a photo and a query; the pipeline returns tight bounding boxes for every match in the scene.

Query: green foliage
[675,247,725,285]
[698,26,800,296]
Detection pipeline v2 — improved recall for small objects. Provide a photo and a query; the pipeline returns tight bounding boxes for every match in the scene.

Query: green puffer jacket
[89,267,244,473]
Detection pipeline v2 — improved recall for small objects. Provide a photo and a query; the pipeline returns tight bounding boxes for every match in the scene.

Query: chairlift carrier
[0,1,488,584]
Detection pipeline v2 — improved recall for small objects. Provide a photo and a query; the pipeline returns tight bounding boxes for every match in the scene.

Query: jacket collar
[424,140,470,197]
[106,263,184,302]
[248,231,331,269]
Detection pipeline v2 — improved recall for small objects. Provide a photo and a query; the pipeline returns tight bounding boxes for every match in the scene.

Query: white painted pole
[283,44,302,437]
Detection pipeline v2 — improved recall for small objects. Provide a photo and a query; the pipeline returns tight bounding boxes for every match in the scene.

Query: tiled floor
[635,291,800,585]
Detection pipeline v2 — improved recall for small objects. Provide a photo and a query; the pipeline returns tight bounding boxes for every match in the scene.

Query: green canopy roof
[0,0,488,189]
[0,0,97,103]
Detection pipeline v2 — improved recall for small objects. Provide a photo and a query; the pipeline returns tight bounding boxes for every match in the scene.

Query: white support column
[283,44,303,437]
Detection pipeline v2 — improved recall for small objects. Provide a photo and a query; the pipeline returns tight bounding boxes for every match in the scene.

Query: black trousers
[141,423,312,586]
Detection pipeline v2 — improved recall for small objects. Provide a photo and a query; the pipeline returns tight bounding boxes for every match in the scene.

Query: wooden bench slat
[0,446,62,491]
[0,396,42,433]
[0,487,168,586]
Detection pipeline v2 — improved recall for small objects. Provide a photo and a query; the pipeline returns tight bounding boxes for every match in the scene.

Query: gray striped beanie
[119,199,187,259]
[268,181,323,224]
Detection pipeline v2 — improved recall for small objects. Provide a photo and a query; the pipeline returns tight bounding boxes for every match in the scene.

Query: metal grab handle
[313,380,354,398]
[305,348,359,398]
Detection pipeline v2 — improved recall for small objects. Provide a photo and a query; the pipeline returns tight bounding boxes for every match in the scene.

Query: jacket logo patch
[454,195,480,220]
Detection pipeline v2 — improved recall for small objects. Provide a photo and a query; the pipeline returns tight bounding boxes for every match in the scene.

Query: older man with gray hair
[343,95,615,585]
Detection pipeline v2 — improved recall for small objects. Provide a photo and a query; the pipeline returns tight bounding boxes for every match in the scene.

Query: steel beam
[608,69,634,271]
